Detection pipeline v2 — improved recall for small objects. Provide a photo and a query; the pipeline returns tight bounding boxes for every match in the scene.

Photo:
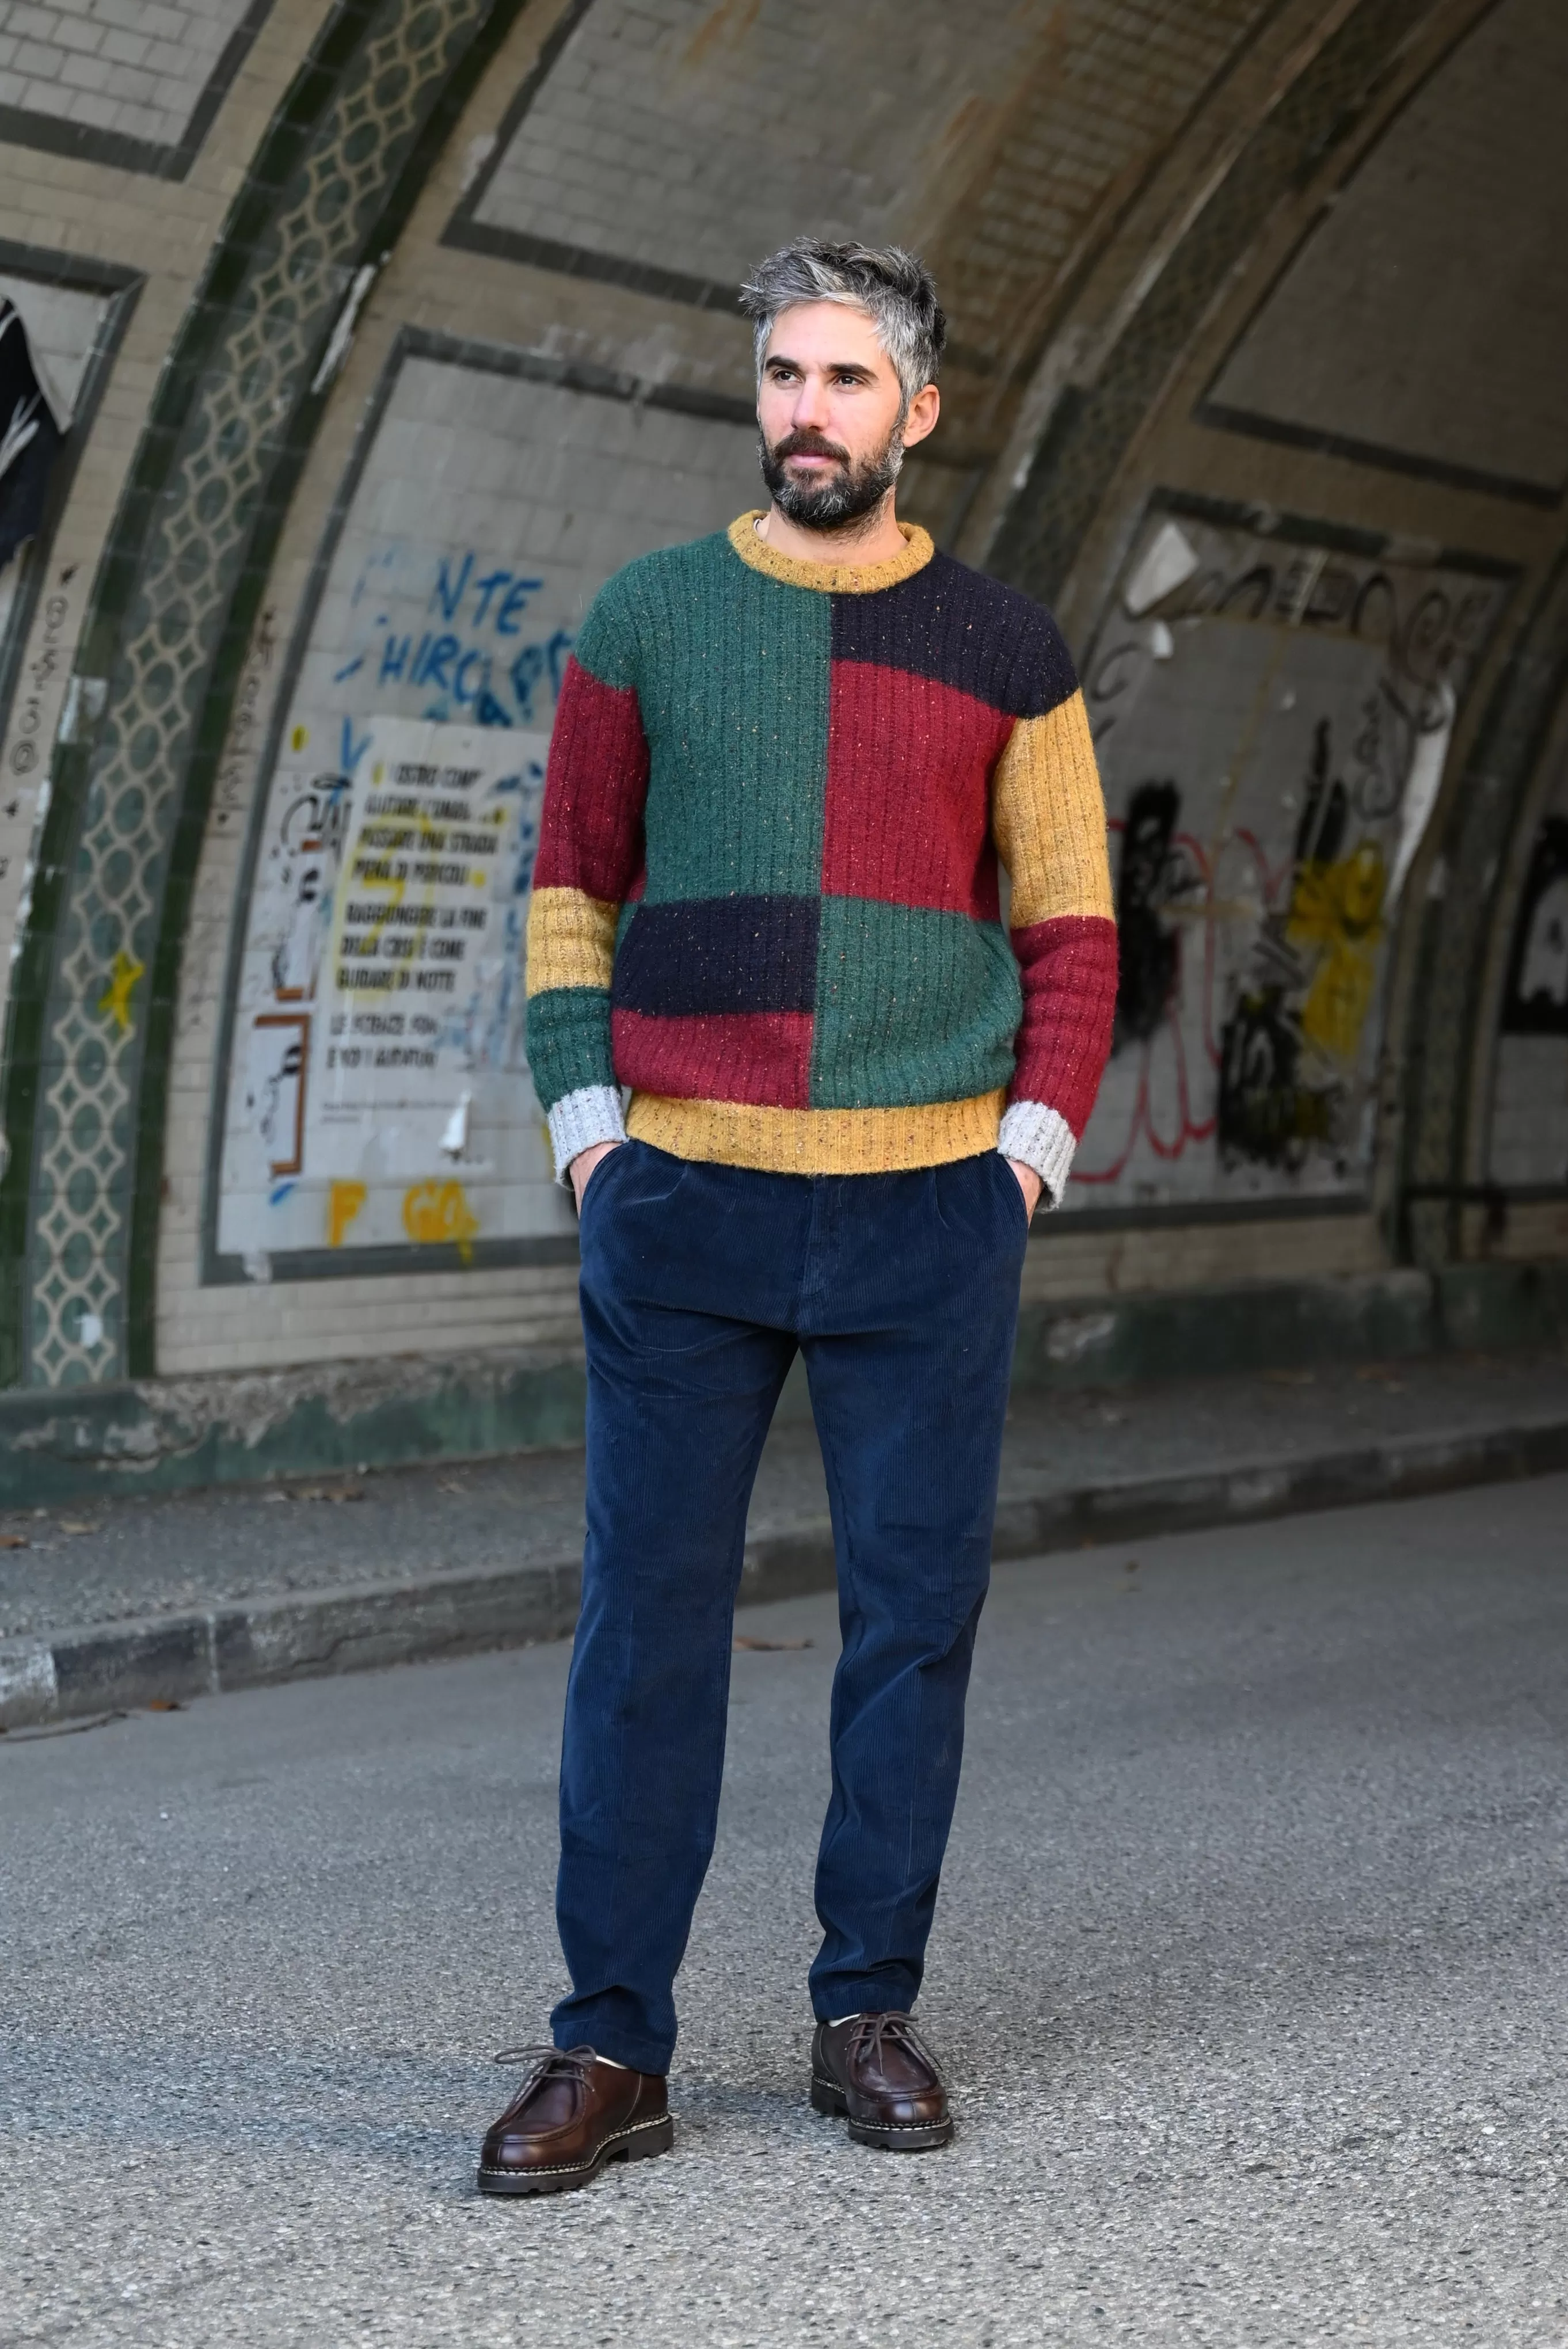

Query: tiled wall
[0,0,264,163]
[0,0,1560,1408]
[213,340,761,1282]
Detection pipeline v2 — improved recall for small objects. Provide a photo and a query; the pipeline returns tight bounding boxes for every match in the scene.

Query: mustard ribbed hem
[625,1090,1006,1174]
[725,512,934,596]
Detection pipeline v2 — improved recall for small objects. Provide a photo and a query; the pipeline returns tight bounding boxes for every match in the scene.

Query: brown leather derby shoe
[477,2044,672,2196]
[810,2011,954,2150]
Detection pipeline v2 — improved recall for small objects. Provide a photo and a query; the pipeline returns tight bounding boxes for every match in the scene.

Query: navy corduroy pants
[550,1140,1027,2073]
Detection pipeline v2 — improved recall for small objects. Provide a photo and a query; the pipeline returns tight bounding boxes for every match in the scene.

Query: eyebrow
[764,352,880,381]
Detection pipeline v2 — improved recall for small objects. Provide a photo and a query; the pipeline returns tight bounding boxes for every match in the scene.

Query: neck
[757,491,907,568]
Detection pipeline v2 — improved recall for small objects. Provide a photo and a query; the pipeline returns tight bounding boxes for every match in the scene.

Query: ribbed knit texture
[527,513,1117,1180]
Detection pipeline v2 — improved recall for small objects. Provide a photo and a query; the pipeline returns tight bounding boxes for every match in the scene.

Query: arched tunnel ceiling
[457,0,1283,378]
[1206,0,1568,500]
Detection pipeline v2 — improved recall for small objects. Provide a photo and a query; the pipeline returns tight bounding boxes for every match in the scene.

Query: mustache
[770,429,852,465]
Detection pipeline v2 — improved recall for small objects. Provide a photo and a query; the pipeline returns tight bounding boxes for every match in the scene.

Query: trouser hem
[552,2019,673,2076]
[808,1974,923,2024]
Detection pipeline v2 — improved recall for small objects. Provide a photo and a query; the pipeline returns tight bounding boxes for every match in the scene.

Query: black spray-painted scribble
[1216,989,1340,1172]
[1501,817,1568,1036]
[1295,720,1347,867]
[269,772,351,1003]
[1113,780,1181,1054]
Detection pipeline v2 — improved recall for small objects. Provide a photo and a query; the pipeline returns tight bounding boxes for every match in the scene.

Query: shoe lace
[490,2042,600,2100]
[848,2011,941,2082]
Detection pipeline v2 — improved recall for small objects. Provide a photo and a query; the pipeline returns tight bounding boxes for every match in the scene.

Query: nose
[790,371,832,431]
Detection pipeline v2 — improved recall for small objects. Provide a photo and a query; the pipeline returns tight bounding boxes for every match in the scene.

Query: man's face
[757,302,923,529]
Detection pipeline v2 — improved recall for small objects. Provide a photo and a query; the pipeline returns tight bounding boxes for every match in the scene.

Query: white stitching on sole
[478,2114,672,2180]
[848,2118,953,2135]
[813,2074,951,2134]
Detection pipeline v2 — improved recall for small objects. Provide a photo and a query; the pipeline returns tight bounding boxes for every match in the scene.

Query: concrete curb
[4,1414,1566,1731]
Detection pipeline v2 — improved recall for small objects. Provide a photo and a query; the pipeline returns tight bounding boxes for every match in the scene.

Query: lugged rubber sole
[476,2112,673,2197]
[810,2073,954,2152]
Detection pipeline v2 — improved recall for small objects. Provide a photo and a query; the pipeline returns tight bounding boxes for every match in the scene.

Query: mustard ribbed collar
[726,510,934,595]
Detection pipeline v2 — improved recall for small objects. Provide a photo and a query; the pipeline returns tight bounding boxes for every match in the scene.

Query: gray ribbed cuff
[545,1085,627,1183]
[997,1101,1076,1210]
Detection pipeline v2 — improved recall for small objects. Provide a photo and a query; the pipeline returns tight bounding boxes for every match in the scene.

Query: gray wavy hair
[739,238,946,409]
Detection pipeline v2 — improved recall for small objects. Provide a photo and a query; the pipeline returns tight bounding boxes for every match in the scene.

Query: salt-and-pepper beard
[759,422,905,530]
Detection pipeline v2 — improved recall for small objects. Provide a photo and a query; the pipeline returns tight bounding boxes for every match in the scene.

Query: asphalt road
[3,1477,1566,2346]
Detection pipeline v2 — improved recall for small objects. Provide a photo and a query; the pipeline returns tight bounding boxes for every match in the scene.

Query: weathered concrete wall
[0,0,1563,1477]
[2,1257,1566,1505]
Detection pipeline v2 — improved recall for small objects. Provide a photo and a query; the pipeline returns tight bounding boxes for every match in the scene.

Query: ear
[901,382,941,450]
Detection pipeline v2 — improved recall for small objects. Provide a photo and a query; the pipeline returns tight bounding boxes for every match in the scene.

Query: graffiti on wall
[1070,509,1506,1208]
[0,298,64,578]
[1500,818,1568,1035]
[1490,765,1568,1190]
[288,532,580,785]
[330,539,576,732]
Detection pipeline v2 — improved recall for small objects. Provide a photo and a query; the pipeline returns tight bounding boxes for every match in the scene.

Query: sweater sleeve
[524,578,650,1179]
[990,671,1117,1208]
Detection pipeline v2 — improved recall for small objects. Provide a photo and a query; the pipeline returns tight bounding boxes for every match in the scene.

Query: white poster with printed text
[218,716,575,1262]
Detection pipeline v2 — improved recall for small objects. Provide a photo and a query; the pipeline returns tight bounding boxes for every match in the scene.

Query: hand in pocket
[570,1140,623,1215]
[1003,1155,1042,1223]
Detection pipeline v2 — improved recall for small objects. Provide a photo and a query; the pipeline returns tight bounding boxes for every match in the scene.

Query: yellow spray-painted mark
[1287,840,1387,1063]
[98,950,144,1033]
[402,1178,480,1263]
[290,724,309,752]
[326,1179,367,1247]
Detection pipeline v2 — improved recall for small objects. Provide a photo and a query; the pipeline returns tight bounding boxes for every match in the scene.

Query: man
[478,240,1117,2196]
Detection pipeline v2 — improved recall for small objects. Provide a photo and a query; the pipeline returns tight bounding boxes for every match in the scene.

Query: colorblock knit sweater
[525,513,1117,1201]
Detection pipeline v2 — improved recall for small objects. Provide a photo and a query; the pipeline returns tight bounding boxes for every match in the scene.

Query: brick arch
[982,0,1510,607]
[0,0,539,1387]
